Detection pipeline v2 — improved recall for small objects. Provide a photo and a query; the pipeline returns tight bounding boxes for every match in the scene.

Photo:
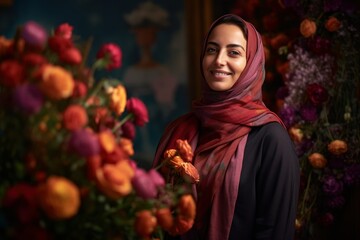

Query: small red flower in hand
[96,43,122,70]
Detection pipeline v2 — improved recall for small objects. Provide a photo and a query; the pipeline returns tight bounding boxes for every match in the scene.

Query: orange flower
[289,127,303,143]
[176,139,193,162]
[134,210,157,238]
[155,208,174,231]
[180,162,200,184]
[38,176,80,220]
[40,65,74,100]
[300,19,317,38]
[325,16,341,32]
[328,140,348,155]
[95,161,134,199]
[0,36,12,56]
[164,149,177,159]
[119,137,134,156]
[62,104,88,131]
[169,217,194,236]
[98,130,116,153]
[169,156,184,170]
[108,84,126,116]
[177,194,196,220]
[308,153,327,169]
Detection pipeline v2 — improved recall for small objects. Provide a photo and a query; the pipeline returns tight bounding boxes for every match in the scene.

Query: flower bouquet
[0,21,195,240]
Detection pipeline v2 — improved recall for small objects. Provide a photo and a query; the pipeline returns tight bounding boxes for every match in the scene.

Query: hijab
[153,14,284,240]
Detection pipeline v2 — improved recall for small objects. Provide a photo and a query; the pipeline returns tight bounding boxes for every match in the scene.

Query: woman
[153,14,300,240]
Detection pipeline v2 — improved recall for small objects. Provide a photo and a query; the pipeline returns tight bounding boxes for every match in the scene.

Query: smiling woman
[153,14,300,240]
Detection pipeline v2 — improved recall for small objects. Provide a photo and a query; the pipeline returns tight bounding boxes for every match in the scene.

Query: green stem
[112,113,134,133]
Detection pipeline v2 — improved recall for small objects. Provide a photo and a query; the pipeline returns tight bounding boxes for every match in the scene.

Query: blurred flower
[134,210,157,238]
[325,16,341,32]
[108,84,127,116]
[307,83,329,106]
[328,140,348,155]
[40,65,75,100]
[322,175,343,196]
[21,21,48,49]
[68,129,100,157]
[132,169,159,199]
[300,19,317,38]
[120,121,136,140]
[13,83,44,114]
[288,126,303,143]
[308,153,327,169]
[299,104,318,122]
[0,60,25,87]
[47,35,73,53]
[96,43,122,70]
[59,47,82,65]
[126,97,149,126]
[156,208,174,231]
[62,104,88,131]
[38,176,80,220]
[54,23,73,39]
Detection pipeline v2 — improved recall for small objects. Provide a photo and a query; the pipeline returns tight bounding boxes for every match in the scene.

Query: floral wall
[221,0,360,239]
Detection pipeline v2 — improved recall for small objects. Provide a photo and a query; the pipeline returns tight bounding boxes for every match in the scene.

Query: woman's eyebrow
[207,41,245,51]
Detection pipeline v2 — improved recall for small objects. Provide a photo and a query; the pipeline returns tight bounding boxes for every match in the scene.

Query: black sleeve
[255,122,300,240]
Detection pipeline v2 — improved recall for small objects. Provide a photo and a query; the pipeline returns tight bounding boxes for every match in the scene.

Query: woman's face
[202,23,247,91]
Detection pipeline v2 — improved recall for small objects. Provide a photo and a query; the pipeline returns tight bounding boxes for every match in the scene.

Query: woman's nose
[215,51,226,66]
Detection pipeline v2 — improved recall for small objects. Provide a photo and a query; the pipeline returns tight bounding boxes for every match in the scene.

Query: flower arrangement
[0,21,196,240]
[276,0,360,239]
[231,0,359,239]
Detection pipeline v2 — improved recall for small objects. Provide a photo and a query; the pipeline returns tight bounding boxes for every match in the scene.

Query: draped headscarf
[153,14,284,240]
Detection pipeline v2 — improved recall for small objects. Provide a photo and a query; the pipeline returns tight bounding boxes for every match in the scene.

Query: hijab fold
[153,14,284,240]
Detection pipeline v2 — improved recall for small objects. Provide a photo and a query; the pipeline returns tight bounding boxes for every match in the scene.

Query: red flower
[121,121,136,140]
[0,60,25,87]
[2,183,39,224]
[62,104,88,131]
[72,81,88,98]
[54,23,73,39]
[96,43,122,70]
[47,35,73,53]
[22,53,48,67]
[126,97,149,126]
[59,47,82,65]
[307,83,328,106]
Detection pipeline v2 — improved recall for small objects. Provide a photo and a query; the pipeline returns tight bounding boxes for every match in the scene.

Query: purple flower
[13,84,44,114]
[322,175,343,196]
[132,169,157,199]
[68,129,100,157]
[21,21,48,48]
[148,169,165,188]
[279,105,296,128]
[299,104,318,122]
[307,83,329,106]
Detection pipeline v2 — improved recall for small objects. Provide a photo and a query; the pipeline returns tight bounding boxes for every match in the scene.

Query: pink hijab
[153,14,284,239]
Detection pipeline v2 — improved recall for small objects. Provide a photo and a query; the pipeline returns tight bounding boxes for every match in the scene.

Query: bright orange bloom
[155,208,174,231]
[95,160,134,199]
[98,130,116,153]
[177,194,196,220]
[38,176,80,220]
[169,156,184,170]
[108,84,127,116]
[300,19,317,38]
[164,149,177,159]
[328,140,348,155]
[308,153,327,169]
[176,139,194,162]
[62,104,88,131]
[40,65,74,100]
[119,137,134,156]
[289,127,304,143]
[180,162,200,184]
[134,210,157,238]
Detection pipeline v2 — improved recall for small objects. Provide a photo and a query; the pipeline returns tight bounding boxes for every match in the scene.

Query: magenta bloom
[96,43,122,70]
[322,175,343,196]
[13,84,44,114]
[148,169,165,188]
[121,121,136,140]
[21,21,48,48]
[299,104,318,122]
[126,98,149,126]
[68,129,100,157]
[131,169,157,199]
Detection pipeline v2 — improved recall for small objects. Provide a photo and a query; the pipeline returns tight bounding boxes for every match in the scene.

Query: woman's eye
[206,47,216,54]
[229,50,240,56]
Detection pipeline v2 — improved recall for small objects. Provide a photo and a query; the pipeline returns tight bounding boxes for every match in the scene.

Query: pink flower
[54,23,73,39]
[47,35,73,53]
[21,21,48,49]
[68,129,100,157]
[13,83,44,114]
[126,97,149,126]
[59,47,82,65]
[96,43,122,70]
